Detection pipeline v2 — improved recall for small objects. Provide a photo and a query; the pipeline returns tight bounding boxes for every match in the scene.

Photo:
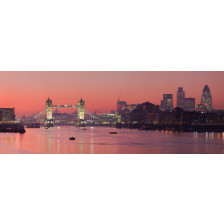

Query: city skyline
[0,71,224,117]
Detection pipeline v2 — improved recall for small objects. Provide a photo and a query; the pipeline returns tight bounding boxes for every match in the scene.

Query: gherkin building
[200,85,213,112]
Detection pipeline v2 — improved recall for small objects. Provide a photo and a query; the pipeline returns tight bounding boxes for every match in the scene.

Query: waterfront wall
[0,123,25,133]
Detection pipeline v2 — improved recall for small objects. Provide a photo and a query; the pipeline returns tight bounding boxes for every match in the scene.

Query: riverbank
[119,123,224,132]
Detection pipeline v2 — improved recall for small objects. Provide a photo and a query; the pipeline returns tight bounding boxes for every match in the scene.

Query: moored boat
[110,131,117,134]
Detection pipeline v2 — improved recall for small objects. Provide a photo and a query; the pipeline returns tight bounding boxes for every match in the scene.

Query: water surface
[0,126,224,154]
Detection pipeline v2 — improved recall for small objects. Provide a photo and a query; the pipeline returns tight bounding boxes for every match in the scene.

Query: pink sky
[0,71,223,117]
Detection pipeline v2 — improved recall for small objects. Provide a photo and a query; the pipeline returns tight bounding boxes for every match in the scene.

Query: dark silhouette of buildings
[160,94,173,112]
[119,102,159,124]
[183,98,195,111]
[117,100,137,113]
[177,87,185,109]
[116,84,222,132]
[118,101,224,126]
[176,87,195,111]
[117,100,127,112]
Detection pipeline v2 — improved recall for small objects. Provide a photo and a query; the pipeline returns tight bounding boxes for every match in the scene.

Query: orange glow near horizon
[0,71,224,117]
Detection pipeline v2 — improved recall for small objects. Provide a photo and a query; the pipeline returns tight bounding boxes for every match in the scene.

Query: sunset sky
[0,71,223,117]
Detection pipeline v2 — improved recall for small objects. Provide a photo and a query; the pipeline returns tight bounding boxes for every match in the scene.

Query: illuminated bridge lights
[21,98,119,125]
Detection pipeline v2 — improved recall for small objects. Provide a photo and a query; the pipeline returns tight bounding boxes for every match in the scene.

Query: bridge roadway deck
[52,105,78,108]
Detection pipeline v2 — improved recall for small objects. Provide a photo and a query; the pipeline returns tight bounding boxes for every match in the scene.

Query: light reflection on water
[0,126,224,154]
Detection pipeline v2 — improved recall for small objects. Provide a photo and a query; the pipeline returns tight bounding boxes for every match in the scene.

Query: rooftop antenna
[118,91,122,102]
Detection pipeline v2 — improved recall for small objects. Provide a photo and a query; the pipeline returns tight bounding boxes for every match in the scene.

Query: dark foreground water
[0,126,224,154]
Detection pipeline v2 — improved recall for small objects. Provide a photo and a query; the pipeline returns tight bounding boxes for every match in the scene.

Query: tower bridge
[22,97,118,127]
[45,97,85,127]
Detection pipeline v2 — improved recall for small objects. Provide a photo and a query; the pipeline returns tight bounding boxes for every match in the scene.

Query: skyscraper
[197,85,213,112]
[177,87,185,108]
[160,94,173,111]
[183,98,195,111]
[177,87,195,111]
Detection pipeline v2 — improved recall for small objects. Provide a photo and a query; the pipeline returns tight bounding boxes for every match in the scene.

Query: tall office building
[177,87,185,108]
[183,98,195,111]
[160,94,173,112]
[197,85,213,112]
[176,87,195,111]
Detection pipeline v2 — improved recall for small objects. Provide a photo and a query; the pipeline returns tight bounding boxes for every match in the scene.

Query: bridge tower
[78,98,85,120]
[44,97,54,127]
[46,97,53,120]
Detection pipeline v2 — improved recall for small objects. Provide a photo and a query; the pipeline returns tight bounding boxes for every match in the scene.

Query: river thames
[0,126,224,154]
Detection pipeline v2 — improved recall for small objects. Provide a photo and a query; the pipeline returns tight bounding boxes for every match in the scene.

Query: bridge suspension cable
[21,109,46,121]
[85,110,118,122]
[18,108,117,123]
